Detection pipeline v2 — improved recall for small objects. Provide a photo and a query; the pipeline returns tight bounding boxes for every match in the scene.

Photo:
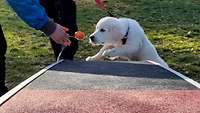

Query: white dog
[86,17,168,68]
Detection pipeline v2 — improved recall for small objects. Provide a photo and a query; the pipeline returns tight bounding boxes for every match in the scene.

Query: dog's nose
[89,35,95,42]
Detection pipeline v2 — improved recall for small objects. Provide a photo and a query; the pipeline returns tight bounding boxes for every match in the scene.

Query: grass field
[0,0,200,89]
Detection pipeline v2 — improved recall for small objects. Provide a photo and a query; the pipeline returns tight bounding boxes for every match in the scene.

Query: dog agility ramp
[0,60,200,113]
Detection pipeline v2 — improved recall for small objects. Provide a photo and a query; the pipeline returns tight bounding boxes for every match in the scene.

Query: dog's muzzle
[89,35,104,45]
[89,35,95,42]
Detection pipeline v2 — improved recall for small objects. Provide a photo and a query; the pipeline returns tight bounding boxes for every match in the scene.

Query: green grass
[0,0,200,89]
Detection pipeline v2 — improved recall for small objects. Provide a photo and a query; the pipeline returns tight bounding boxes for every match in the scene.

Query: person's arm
[6,0,70,45]
[6,0,56,36]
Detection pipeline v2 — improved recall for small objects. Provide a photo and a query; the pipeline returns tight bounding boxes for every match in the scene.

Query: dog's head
[89,17,124,45]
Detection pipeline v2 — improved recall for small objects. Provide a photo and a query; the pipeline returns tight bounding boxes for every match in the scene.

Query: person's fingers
[63,38,71,46]
[55,36,70,46]
[62,32,71,46]
[59,25,69,32]
[51,36,64,45]
[54,37,70,46]
[55,39,63,45]
[63,27,69,32]
[50,23,71,46]
[63,41,71,46]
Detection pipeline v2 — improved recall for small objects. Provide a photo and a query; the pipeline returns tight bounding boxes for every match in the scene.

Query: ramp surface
[0,60,200,113]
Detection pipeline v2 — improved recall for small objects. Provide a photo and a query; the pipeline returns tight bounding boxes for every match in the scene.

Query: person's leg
[0,25,8,96]
[57,0,78,60]
[40,0,62,59]
[40,0,78,60]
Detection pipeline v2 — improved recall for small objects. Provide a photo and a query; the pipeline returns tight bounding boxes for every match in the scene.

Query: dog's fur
[86,17,168,68]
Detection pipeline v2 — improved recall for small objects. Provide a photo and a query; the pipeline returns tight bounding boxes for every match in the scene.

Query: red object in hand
[95,0,102,4]
[74,31,85,41]
[64,31,85,46]
[95,0,107,10]
[62,26,85,46]
[63,27,85,40]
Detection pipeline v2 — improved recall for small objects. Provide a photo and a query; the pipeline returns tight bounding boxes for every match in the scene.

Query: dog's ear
[108,25,116,32]
[109,22,120,32]
[111,22,124,36]
[110,27,124,40]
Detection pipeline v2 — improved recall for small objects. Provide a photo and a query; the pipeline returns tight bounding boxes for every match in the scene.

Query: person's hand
[50,23,71,46]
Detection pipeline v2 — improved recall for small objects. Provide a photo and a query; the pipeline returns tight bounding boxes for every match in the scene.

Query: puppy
[86,17,168,68]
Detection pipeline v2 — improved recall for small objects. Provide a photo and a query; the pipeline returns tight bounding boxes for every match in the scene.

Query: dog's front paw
[102,49,117,57]
[85,56,96,61]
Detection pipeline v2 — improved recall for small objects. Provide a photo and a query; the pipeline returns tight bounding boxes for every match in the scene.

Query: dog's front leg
[102,45,134,58]
[86,49,105,61]
[86,45,114,61]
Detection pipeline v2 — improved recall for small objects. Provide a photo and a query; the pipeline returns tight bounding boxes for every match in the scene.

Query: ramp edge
[147,60,200,89]
[0,60,64,106]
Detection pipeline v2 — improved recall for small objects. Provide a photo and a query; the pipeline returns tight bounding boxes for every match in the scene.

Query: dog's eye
[100,29,106,32]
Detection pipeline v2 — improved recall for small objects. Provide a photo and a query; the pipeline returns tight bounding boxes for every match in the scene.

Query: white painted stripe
[0,60,64,106]
[147,60,200,89]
